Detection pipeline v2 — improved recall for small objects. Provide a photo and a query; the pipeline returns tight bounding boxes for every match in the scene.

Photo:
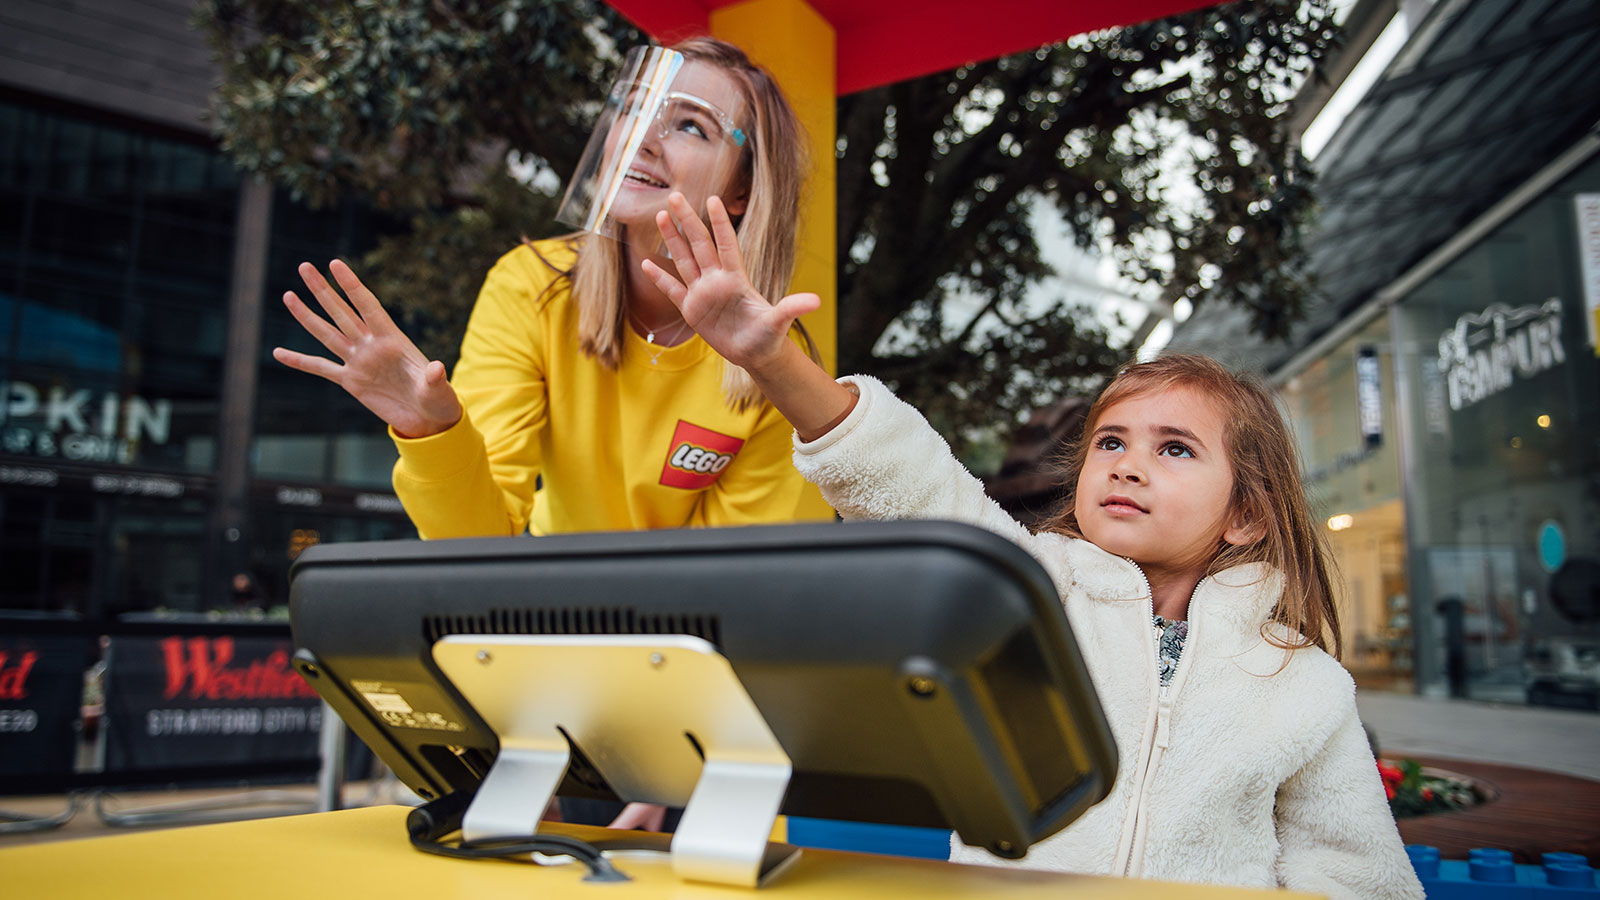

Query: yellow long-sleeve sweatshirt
[390,239,814,538]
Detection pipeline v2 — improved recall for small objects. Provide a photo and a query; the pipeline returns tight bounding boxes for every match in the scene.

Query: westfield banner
[103,630,322,771]
[0,630,92,777]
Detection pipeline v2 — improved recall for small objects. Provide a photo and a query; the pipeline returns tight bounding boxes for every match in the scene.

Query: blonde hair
[566,36,819,410]
[1043,353,1342,659]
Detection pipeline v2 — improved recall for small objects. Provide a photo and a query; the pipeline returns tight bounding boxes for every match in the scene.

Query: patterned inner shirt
[1153,614,1189,687]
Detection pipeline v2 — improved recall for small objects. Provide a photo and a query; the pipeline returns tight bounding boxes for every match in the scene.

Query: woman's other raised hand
[640,193,821,374]
[272,260,462,439]
[640,192,858,442]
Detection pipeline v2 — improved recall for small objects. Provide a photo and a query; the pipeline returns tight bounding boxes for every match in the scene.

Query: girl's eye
[1160,442,1195,459]
[1094,436,1124,452]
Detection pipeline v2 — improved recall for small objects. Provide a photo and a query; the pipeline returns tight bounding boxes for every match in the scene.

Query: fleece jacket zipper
[1116,567,1206,879]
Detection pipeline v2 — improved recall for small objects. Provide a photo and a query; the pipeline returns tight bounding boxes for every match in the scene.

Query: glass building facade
[1387,153,1600,707]
[1281,318,1412,693]
[0,97,413,619]
[1282,150,1600,709]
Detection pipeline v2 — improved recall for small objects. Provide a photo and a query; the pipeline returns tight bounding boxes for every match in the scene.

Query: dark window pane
[44,117,95,194]
[0,491,48,611]
[109,501,206,614]
[0,548,43,609]
[28,196,133,276]
[127,297,226,360]
[13,291,122,371]
[0,188,24,270]
[0,492,46,542]
[137,218,233,286]
[0,103,24,187]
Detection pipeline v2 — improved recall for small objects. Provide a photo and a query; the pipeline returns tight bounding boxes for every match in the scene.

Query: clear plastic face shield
[556,46,750,242]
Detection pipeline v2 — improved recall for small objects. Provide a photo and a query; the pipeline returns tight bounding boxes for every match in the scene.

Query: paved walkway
[1356,691,1600,781]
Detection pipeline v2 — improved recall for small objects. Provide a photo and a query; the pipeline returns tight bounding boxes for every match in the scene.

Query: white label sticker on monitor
[351,679,466,732]
[352,680,414,713]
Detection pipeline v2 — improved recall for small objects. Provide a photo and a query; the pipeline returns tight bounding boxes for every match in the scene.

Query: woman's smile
[623,165,670,189]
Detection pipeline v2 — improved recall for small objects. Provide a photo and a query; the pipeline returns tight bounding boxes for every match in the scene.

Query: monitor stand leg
[672,756,797,887]
[460,738,569,843]
[433,634,799,887]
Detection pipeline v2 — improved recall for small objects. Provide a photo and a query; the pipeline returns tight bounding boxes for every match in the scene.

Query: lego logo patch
[660,420,745,490]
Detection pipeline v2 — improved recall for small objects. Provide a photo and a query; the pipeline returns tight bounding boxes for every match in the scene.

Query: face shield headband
[555,46,750,241]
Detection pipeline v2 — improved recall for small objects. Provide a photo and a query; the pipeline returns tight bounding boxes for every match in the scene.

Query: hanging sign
[1575,194,1600,356]
[1355,346,1383,448]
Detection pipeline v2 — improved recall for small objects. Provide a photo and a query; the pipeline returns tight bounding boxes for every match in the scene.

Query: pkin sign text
[1,380,173,463]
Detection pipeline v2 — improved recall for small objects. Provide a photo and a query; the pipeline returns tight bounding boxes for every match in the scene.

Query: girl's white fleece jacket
[791,376,1423,900]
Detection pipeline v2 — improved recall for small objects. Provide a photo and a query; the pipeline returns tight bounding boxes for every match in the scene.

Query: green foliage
[362,167,568,367]
[199,0,1340,458]
[838,0,1342,441]
[196,0,639,209]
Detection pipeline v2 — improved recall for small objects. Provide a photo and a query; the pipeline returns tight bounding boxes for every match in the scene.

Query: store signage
[1537,520,1566,574]
[1303,445,1378,487]
[103,633,321,771]
[1575,194,1600,355]
[1355,346,1382,448]
[0,380,173,464]
[92,473,184,497]
[0,633,93,777]
[274,486,323,507]
[355,492,404,513]
[0,464,59,487]
[1436,298,1565,412]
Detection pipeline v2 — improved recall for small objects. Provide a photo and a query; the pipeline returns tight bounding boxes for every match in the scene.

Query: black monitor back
[288,519,1116,858]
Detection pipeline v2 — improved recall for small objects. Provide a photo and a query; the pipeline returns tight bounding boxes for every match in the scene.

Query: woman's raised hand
[640,193,821,373]
[272,260,462,439]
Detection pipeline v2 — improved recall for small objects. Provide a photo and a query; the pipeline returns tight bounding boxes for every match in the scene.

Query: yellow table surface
[1,806,1318,900]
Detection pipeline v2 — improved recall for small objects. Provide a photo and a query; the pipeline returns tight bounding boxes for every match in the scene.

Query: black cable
[405,792,628,883]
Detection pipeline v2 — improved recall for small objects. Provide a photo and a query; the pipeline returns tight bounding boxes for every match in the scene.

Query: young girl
[273,37,821,542]
[639,192,1424,899]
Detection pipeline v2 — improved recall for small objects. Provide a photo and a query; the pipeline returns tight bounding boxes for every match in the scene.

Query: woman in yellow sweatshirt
[272,37,821,540]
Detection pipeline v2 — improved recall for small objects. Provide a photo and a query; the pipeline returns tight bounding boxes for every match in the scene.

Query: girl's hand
[607,802,667,833]
[640,193,821,373]
[272,260,462,439]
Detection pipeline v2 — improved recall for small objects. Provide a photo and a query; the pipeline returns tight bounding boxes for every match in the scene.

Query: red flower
[1421,788,1434,802]
[1385,782,1396,800]
[1377,761,1404,785]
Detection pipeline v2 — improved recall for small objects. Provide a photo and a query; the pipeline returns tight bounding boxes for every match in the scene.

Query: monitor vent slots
[424,607,721,646]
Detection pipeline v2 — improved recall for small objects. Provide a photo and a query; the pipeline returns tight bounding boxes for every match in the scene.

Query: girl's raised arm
[641,193,855,441]
[274,260,462,439]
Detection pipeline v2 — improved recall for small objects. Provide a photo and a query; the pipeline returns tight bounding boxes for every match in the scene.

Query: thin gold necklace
[629,310,691,365]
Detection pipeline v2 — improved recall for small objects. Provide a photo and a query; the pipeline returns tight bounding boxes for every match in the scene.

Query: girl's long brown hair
[1044,353,1343,659]
[564,36,819,410]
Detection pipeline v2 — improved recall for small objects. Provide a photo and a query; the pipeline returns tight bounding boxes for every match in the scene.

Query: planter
[1381,758,1493,819]
[1387,755,1600,863]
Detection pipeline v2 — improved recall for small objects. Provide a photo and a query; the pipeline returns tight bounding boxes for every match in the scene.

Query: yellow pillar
[710,0,836,376]
[711,0,838,521]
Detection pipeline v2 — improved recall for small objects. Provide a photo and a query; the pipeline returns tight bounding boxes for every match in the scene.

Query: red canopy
[604,0,1222,94]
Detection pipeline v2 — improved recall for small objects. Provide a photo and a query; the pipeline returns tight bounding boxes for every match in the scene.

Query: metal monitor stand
[432,634,799,888]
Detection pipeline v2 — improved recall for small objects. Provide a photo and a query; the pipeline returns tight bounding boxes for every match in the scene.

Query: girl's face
[602,60,750,231]
[1072,386,1255,581]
